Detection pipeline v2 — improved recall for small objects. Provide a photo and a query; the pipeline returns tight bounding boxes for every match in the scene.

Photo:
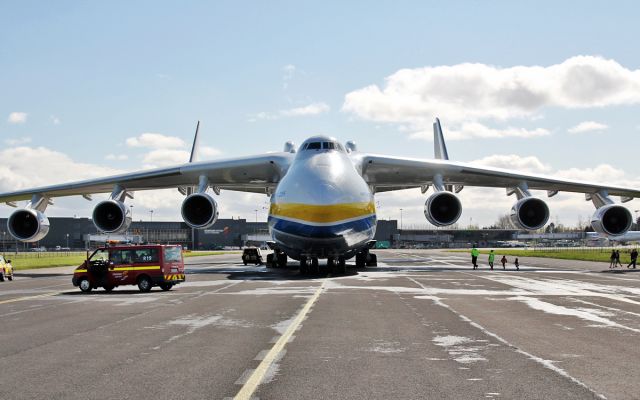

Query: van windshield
[164,246,183,262]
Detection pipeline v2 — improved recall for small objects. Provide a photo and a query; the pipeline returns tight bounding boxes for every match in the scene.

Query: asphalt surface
[1,249,639,399]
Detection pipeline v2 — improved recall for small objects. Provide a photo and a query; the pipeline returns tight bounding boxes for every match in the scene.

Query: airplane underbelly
[267,202,377,258]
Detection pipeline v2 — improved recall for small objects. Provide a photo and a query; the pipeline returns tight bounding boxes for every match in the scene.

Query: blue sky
[1,1,640,226]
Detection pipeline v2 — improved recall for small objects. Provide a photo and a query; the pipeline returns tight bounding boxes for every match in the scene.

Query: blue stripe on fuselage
[268,215,377,239]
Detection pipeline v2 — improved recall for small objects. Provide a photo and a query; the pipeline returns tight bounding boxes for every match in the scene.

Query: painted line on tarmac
[233,281,326,400]
[0,291,61,305]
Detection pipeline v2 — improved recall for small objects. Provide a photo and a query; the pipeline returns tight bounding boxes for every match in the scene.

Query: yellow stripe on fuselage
[269,201,375,223]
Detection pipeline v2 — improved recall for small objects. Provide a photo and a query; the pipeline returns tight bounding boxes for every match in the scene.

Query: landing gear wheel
[277,252,287,268]
[104,285,114,292]
[79,278,92,293]
[312,258,319,274]
[355,252,366,269]
[160,283,173,291]
[266,253,274,268]
[338,257,347,274]
[300,257,309,275]
[7,276,12,281]
[137,276,152,292]
[366,253,378,267]
[0,273,4,282]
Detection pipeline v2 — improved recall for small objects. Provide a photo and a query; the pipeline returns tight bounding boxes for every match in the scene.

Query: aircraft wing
[359,154,640,199]
[0,153,293,204]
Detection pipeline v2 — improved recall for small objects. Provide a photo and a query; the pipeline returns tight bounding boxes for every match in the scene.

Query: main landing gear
[266,249,288,268]
[355,249,377,269]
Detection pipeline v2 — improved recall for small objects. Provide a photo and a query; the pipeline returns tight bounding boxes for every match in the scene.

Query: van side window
[110,249,135,265]
[133,248,159,263]
[164,246,183,262]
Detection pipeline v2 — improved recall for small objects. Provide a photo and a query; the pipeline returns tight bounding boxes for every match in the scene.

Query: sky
[1,0,640,228]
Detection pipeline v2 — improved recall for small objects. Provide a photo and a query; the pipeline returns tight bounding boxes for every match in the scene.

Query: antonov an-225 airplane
[1,119,639,274]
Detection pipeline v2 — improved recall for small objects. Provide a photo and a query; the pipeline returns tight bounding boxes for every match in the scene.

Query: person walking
[488,250,495,270]
[615,250,623,268]
[514,257,520,271]
[609,250,616,269]
[501,255,507,270]
[471,245,480,270]
[627,249,638,269]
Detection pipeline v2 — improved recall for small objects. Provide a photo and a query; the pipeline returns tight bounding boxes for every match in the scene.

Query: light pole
[129,204,134,221]
[2,231,5,255]
[399,208,403,231]
[149,209,154,222]
[66,233,69,250]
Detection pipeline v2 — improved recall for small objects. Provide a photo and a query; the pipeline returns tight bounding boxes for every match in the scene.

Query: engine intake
[181,193,219,229]
[92,200,132,233]
[591,204,632,236]
[424,191,462,227]
[510,197,550,230]
[7,209,50,242]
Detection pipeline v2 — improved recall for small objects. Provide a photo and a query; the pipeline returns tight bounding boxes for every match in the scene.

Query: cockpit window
[322,142,336,150]
[306,142,321,150]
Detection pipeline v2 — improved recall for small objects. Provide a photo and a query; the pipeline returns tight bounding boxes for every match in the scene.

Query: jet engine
[92,200,132,233]
[7,208,50,242]
[181,192,219,229]
[591,204,632,236]
[510,197,550,230]
[424,191,462,227]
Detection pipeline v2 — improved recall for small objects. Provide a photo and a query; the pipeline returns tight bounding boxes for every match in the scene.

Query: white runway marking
[408,277,608,399]
[233,281,325,400]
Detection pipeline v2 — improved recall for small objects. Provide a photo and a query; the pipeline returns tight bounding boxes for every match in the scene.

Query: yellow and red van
[72,244,185,292]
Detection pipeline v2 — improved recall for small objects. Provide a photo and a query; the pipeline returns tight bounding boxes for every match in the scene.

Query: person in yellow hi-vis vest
[488,250,495,270]
[471,245,479,270]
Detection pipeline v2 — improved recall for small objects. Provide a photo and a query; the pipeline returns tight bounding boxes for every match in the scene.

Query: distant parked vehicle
[241,248,263,265]
[55,246,71,251]
[0,255,14,282]
[30,247,47,252]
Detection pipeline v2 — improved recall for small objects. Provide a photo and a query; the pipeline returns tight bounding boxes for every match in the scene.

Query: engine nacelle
[181,192,219,229]
[92,200,132,233]
[510,197,550,230]
[7,208,50,242]
[591,204,632,236]
[424,191,462,227]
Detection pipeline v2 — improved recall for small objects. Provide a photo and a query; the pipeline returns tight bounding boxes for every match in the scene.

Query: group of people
[471,246,518,270]
[609,248,638,269]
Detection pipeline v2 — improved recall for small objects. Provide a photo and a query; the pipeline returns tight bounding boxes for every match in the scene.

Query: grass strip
[4,250,240,270]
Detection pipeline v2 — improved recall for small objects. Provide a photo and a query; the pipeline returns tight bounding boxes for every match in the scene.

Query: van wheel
[79,278,92,293]
[137,276,152,292]
[160,283,173,291]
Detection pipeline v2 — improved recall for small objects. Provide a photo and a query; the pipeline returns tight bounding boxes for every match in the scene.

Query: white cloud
[251,102,330,121]
[105,153,128,161]
[473,154,551,173]
[199,146,221,158]
[410,121,550,140]
[142,149,190,168]
[50,115,61,125]
[8,112,27,124]
[126,133,185,149]
[568,121,608,134]
[283,64,296,89]
[343,55,640,140]
[4,137,32,146]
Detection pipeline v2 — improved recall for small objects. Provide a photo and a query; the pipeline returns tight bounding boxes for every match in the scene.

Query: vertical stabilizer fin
[433,118,449,160]
[189,121,201,163]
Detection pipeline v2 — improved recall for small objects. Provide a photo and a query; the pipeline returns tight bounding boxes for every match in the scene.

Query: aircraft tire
[366,253,378,267]
[355,252,366,269]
